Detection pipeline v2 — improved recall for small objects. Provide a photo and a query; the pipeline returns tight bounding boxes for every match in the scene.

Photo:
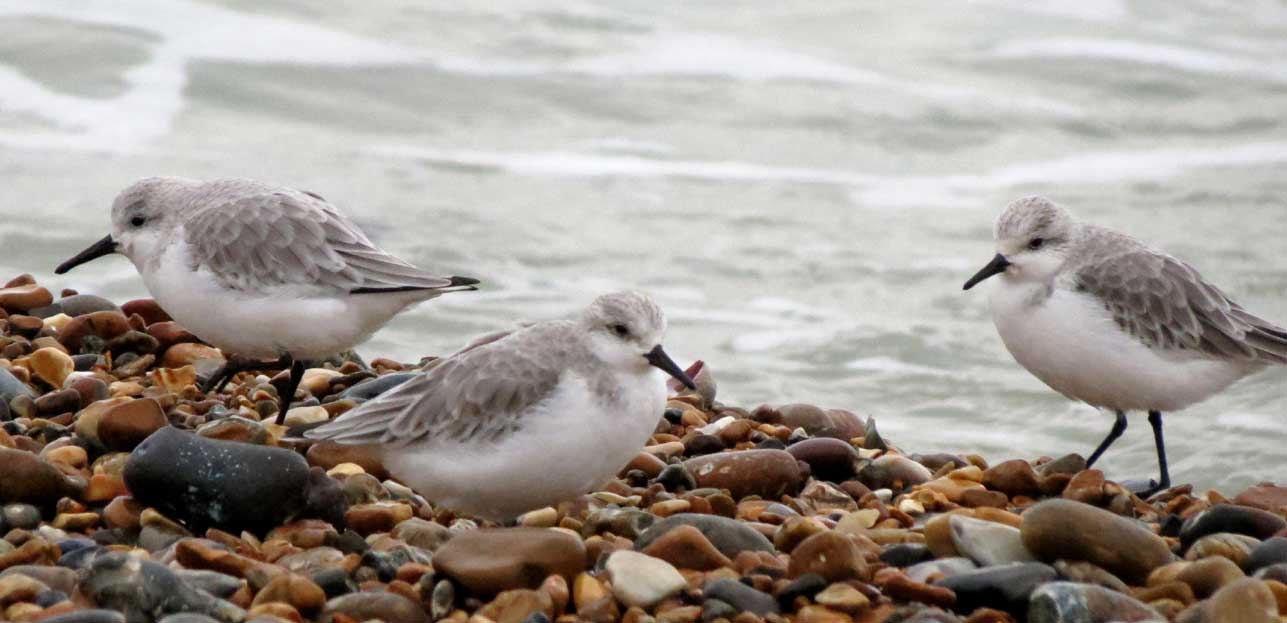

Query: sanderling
[303,290,695,520]
[964,196,1287,496]
[55,177,478,422]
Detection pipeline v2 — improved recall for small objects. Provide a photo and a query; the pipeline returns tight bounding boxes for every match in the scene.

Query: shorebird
[963,196,1287,496]
[55,177,478,422]
[304,290,696,520]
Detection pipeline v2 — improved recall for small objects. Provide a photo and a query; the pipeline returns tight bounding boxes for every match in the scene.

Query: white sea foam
[0,0,419,151]
[370,141,1287,210]
[992,38,1287,83]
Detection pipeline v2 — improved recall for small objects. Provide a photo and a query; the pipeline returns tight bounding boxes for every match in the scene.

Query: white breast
[988,279,1254,413]
[139,240,426,359]
[384,370,666,520]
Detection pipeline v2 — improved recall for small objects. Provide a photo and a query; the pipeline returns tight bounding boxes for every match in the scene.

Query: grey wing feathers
[1075,243,1287,364]
[304,326,565,446]
[185,190,464,294]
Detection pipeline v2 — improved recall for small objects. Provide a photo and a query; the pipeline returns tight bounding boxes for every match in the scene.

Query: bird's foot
[1122,477,1169,500]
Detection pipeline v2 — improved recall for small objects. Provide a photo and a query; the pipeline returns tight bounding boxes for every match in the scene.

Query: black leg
[1139,411,1170,498]
[201,353,292,394]
[276,358,305,425]
[1086,410,1128,467]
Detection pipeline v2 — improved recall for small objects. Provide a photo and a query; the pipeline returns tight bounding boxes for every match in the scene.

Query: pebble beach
[2,274,1287,623]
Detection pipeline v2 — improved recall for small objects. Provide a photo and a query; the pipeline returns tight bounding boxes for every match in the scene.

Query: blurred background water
[0,1,1284,491]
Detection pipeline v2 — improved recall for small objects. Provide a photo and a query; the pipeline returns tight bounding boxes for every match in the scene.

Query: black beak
[55,235,118,274]
[962,253,1011,291]
[644,345,696,390]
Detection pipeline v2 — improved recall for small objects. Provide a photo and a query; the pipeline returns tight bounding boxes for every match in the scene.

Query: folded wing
[1075,246,1287,364]
[304,325,565,446]
[184,189,472,294]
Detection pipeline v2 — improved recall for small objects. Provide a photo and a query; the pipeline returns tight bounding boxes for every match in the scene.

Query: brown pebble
[345,502,414,534]
[795,604,854,623]
[251,573,326,616]
[788,531,868,582]
[540,574,570,615]
[478,589,554,623]
[0,447,82,506]
[7,315,42,338]
[28,347,74,388]
[175,538,285,591]
[146,321,199,350]
[1174,555,1245,598]
[57,310,131,352]
[1133,581,1196,605]
[122,298,172,325]
[982,459,1041,498]
[0,538,60,570]
[873,567,956,608]
[622,451,667,478]
[160,342,223,368]
[0,284,52,313]
[1204,577,1277,623]
[1020,498,1172,585]
[683,449,806,499]
[98,398,167,451]
[102,496,143,530]
[306,442,389,479]
[642,524,733,571]
[434,527,587,595]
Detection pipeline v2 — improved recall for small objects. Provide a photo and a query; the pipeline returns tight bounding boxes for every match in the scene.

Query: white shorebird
[964,197,1287,496]
[55,177,478,422]
[304,290,695,520]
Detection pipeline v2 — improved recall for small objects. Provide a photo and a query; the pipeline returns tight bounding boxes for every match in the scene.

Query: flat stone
[81,551,245,622]
[860,454,932,490]
[340,372,416,400]
[251,573,327,616]
[0,565,76,594]
[55,294,119,317]
[606,550,686,608]
[0,369,36,402]
[39,610,128,623]
[1020,499,1172,584]
[0,447,82,505]
[949,515,1036,567]
[786,437,860,483]
[57,311,131,353]
[703,578,779,615]
[1179,504,1287,550]
[1027,581,1162,623]
[29,347,75,388]
[1234,484,1287,512]
[641,524,733,571]
[1246,536,1287,574]
[124,426,346,533]
[982,459,1041,498]
[1174,555,1245,598]
[788,531,867,582]
[478,588,554,623]
[1185,532,1259,565]
[683,449,806,499]
[433,527,586,595]
[771,404,865,440]
[0,285,52,313]
[935,562,1056,616]
[1203,577,1277,623]
[323,591,428,623]
[98,398,167,451]
[635,513,774,559]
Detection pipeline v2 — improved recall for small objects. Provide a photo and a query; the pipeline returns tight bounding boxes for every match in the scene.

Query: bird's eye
[130,216,147,228]
[1028,237,1045,250]
[611,323,630,338]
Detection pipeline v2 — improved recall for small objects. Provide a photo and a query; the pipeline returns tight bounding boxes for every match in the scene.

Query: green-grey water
[1,1,1284,491]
